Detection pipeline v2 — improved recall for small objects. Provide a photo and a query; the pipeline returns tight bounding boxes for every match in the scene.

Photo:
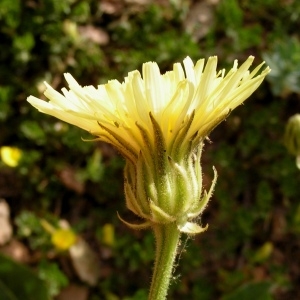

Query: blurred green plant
[38,260,69,298]
[109,4,199,73]
[15,211,53,251]
[1,0,300,299]
[0,254,49,300]
[221,281,273,300]
[215,0,262,52]
[263,38,300,97]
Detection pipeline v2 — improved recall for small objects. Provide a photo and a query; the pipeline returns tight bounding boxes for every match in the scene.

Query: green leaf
[20,120,46,145]
[222,281,273,300]
[0,0,20,28]
[0,278,18,300]
[13,33,35,52]
[0,254,49,300]
[38,261,68,297]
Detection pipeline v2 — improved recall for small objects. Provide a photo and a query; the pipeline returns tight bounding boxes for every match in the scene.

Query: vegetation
[0,0,300,299]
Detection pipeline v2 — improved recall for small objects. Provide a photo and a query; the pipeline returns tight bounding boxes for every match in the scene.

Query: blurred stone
[0,238,30,263]
[0,170,22,198]
[125,0,150,4]
[69,238,101,286]
[57,166,85,194]
[184,1,218,40]
[78,25,109,45]
[100,0,124,15]
[0,199,12,245]
[271,208,287,241]
[252,266,268,281]
[56,284,89,300]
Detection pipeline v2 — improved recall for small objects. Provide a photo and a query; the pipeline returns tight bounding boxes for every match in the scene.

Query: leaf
[222,281,273,300]
[38,261,68,297]
[20,120,46,145]
[0,278,18,300]
[0,254,49,300]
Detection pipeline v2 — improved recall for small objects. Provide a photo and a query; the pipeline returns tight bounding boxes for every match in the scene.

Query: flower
[40,219,77,251]
[51,228,77,251]
[28,56,270,233]
[0,146,22,167]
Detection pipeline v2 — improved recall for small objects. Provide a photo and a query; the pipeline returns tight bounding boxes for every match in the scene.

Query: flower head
[28,56,270,233]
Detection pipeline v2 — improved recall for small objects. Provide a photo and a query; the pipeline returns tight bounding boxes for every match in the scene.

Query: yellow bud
[253,242,273,263]
[284,114,300,168]
[102,223,115,247]
[284,114,300,155]
[0,146,22,167]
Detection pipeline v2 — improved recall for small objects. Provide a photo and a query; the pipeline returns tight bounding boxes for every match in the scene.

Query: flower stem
[149,223,181,300]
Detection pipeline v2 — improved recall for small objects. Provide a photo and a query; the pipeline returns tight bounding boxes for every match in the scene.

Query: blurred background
[0,0,300,299]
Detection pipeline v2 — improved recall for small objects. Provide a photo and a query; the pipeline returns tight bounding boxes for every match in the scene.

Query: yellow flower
[40,219,77,251]
[28,56,270,234]
[0,146,22,167]
[51,228,77,251]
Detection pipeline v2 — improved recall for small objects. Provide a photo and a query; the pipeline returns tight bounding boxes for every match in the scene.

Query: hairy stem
[148,223,181,300]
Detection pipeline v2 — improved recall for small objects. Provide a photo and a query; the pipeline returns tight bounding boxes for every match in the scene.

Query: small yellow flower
[51,228,77,251]
[40,219,77,250]
[0,146,22,167]
[28,56,270,234]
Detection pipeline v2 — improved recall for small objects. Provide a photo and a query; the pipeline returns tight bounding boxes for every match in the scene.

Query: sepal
[124,179,148,219]
[150,201,176,224]
[117,213,151,230]
[98,123,138,163]
[188,166,217,218]
[177,221,208,234]
[168,156,194,215]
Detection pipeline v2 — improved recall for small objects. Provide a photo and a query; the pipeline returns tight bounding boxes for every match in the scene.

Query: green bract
[121,112,217,234]
[284,114,300,169]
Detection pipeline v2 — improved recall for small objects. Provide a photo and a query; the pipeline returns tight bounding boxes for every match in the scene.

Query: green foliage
[109,5,199,73]
[1,0,300,299]
[123,289,148,300]
[15,211,52,250]
[0,254,49,300]
[115,231,154,271]
[0,0,20,29]
[222,281,273,300]
[263,38,300,97]
[0,86,13,121]
[20,120,47,145]
[38,261,69,297]
[215,0,262,52]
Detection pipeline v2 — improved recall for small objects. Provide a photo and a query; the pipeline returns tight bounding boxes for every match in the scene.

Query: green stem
[148,222,181,300]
